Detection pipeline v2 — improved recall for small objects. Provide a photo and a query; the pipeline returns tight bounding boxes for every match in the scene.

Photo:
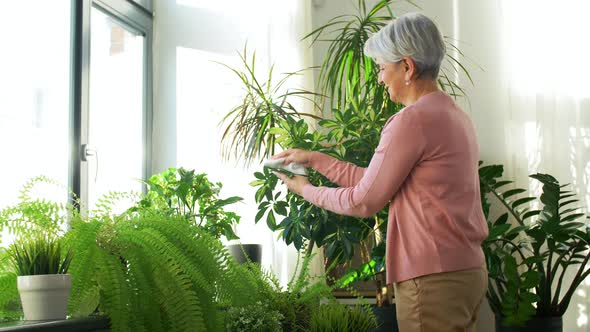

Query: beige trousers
[393,266,488,332]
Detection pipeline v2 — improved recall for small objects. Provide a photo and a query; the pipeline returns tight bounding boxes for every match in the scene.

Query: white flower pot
[17,274,72,320]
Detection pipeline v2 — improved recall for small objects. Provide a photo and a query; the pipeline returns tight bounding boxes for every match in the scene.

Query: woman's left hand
[273,172,310,196]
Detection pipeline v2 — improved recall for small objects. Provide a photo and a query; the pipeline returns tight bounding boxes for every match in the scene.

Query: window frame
[70,0,153,208]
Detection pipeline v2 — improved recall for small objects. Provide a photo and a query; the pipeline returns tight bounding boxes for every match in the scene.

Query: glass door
[84,6,146,212]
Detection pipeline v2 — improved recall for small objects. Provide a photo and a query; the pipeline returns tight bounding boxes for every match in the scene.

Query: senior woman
[273,12,488,332]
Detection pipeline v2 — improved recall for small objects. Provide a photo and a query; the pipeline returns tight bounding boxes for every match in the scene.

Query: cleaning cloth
[263,158,308,176]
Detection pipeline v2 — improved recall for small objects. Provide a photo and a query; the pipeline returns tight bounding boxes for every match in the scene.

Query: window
[78,0,153,212]
[0,1,72,206]
[0,0,153,219]
[86,6,147,211]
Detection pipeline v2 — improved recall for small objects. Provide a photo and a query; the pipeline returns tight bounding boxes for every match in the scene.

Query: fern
[63,218,101,317]
[61,211,272,332]
[1,177,359,331]
[95,250,132,332]
[0,264,21,318]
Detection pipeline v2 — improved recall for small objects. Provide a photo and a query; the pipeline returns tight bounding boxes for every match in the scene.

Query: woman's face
[378,60,407,104]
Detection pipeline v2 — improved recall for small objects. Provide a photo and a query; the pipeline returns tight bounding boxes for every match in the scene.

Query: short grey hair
[364,12,446,79]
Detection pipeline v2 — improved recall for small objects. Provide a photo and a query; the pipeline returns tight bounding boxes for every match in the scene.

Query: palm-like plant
[304,0,474,113]
[218,45,321,165]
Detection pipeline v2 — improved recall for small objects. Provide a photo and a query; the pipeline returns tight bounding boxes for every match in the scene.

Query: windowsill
[0,316,109,332]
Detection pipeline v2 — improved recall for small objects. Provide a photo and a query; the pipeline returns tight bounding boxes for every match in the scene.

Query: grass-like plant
[11,237,72,276]
[308,302,378,332]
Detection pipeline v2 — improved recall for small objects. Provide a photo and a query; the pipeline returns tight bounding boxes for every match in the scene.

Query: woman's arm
[301,112,425,218]
[308,151,366,187]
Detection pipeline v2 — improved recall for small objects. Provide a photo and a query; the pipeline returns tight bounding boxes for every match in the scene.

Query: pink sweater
[302,91,488,283]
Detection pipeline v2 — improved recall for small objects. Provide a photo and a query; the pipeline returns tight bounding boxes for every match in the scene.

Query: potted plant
[251,0,471,302]
[10,236,73,320]
[226,243,263,265]
[0,176,73,320]
[129,167,243,240]
[479,164,590,331]
[219,1,475,330]
[128,167,263,264]
[0,177,268,331]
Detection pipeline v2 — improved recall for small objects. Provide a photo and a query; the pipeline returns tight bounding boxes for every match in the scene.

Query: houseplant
[225,301,283,332]
[218,45,321,166]
[0,176,72,320]
[128,167,243,240]
[479,164,590,331]
[245,0,476,303]
[308,302,378,332]
[11,236,73,320]
[0,177,266,331]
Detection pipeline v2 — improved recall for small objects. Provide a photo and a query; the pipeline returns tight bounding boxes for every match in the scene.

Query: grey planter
[226,244,262,265]
[495,315,563,332]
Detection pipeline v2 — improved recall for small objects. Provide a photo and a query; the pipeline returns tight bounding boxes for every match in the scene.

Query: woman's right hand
[271,149,312,166]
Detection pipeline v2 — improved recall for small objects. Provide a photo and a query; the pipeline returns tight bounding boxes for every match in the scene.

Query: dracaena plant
[218,45,321,166]
[479,163,590,327]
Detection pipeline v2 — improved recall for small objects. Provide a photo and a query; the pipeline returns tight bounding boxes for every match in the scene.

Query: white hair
[364,12,446,79]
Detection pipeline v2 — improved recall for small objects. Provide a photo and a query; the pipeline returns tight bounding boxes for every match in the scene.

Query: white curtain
[380,0,590,330]
[499,2,590,329]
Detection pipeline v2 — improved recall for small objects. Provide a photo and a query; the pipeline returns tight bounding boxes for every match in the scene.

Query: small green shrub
[226,301,283,332]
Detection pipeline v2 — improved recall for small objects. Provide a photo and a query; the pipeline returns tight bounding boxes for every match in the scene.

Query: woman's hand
[272,149,312,166]
[273,172,310,196]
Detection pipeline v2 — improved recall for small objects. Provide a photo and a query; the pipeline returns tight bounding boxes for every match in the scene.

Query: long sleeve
[302,110,426,218]
[308,151,366,187]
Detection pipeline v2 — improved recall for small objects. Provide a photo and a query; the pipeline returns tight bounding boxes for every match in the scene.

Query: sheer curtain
[499,2,590,329]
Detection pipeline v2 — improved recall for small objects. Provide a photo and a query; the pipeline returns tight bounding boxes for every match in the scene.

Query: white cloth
[263,158,308,176]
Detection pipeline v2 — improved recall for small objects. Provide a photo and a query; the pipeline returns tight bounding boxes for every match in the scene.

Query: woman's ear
[402,56,417,82]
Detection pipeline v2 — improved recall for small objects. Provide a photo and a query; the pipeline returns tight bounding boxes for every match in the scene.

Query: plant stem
[306,239,315,257]
[558,250,590,315]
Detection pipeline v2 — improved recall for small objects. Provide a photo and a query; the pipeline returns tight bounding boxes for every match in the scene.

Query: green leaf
[512,197,536,209]
[273,202,288,216]
[502,188,527,199]
[266,211,277,230]
[255,208,267,224]
[488,224,511,239]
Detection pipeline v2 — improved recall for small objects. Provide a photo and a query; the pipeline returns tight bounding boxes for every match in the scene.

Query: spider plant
[218,45,321,165]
